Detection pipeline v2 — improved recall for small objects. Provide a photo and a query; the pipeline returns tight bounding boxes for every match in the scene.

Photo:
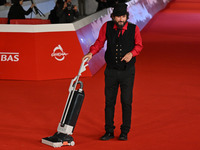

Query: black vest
[105,21,136,70]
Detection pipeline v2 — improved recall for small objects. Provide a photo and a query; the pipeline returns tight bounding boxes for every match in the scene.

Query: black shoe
[100,132,114,141]
[118,133,127,141]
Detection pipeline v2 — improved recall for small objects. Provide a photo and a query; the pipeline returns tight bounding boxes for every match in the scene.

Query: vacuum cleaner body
[58,88,85,135]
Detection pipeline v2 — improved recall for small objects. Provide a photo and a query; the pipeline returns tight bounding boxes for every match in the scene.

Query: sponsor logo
[51,45,68,61]
[0,52,19,62]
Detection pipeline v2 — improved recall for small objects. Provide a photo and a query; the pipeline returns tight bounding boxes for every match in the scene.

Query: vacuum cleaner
[42,58,88,147]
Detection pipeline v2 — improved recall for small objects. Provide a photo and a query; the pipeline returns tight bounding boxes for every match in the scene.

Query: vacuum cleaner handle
[68,58,88,92]
[78,58,88,76]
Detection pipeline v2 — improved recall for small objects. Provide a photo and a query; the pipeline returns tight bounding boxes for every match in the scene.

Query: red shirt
[90,22,143,57]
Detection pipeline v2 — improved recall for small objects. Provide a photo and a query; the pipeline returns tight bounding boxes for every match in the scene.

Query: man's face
[19,0,23,5]
[113,15,127,29]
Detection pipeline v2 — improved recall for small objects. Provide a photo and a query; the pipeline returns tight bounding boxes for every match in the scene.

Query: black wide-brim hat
[113,3,128,16]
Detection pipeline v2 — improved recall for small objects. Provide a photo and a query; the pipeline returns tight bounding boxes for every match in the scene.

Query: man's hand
[82,52,93,62]
[73,5,78,11]
[31,4,35,8]
[63,2,67,9]
[121,52,133,63]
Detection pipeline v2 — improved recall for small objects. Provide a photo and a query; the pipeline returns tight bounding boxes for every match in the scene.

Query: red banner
[0,31,92,80]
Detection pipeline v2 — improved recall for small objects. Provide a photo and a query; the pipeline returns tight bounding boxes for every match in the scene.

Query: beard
[114,20,127,29]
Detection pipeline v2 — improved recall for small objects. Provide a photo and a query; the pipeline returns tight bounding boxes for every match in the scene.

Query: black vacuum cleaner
[42,58,88,147]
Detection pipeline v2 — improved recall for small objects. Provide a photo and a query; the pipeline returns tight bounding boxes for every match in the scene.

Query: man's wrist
[129,52,133,57]
[88,52,93,56]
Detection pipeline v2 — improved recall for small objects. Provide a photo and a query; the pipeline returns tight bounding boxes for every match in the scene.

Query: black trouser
[104,66,135,134]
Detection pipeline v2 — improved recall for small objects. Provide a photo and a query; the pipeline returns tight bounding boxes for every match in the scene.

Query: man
[48,0,63,23]
[7,0,35,24]
[83,3,143,141]
[57,0,79,23]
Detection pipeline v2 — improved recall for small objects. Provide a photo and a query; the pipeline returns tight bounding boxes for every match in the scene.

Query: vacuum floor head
[42,132,75,147]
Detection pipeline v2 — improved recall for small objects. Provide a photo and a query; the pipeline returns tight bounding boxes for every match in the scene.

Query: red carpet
[1,0,200,149]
